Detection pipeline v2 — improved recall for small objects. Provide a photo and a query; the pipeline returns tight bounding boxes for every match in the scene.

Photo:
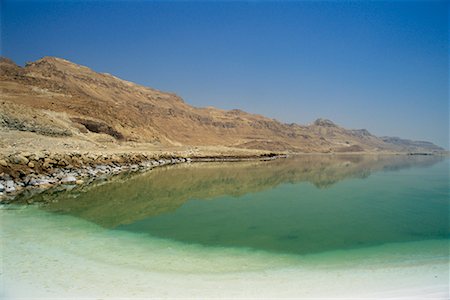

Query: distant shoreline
[1,148,447,204]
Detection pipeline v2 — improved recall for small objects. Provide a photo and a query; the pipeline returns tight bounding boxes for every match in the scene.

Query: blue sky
[1,1,448,148]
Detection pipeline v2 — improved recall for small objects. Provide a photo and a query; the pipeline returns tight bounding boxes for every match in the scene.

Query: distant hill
[0,56,444,153]
[380,137,445,153]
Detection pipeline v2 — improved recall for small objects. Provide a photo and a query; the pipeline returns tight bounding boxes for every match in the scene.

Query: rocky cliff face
[0,56,444,153]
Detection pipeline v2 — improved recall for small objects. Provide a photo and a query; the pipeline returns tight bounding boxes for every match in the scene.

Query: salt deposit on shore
[1,206,448,299]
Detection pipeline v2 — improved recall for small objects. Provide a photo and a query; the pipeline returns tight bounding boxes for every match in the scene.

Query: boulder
[71,157,81,165]
[34,152,45,160]
[44,158,57,164]
[5,180,15,193]
[10,154,29,165]
[61,176,77,184]
[28,179,53,186]
[56,159,67,166]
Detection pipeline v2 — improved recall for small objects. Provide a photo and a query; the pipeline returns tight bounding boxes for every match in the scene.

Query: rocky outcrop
[71,118,124,140]
[313,118,337,127]
[0,102,73,136]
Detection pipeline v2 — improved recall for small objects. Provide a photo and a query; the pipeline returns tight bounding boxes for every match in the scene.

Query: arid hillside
[0,56,444,153]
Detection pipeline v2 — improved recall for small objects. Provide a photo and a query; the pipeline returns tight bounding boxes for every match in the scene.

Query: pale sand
[1,207,448,299]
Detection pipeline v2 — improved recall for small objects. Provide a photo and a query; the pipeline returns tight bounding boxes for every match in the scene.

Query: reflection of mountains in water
[36,154,443,228]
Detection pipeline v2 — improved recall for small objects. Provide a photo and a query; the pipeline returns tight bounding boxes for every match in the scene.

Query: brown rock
[10,154,29,165]
[57,159,68,166]
[44,158,57,165]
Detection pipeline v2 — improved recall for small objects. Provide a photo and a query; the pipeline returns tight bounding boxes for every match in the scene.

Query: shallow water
[32,154,449,255]
[1,155,449,298]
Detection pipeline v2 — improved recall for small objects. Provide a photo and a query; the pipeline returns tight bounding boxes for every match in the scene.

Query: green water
[118,155,449,255]
[2,154,449,298]
[22,154,449,257]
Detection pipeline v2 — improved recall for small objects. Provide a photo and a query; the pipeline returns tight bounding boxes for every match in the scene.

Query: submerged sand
[1,206,448,299]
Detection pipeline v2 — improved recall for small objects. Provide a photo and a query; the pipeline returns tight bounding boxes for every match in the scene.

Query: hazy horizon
[2,1,448,148]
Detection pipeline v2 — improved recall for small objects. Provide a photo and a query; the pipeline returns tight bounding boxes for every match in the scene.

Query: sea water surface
[1,155,449,298]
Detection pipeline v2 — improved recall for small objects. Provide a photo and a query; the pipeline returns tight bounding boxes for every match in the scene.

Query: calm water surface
[2,154,449,299]
[20,154,449,257]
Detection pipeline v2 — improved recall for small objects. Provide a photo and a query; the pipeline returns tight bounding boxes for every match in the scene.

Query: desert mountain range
[0,56,444,153]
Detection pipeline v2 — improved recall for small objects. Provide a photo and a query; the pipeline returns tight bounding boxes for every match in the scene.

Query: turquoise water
[117,155,449,255]
[19,154,448,257]
[2,154,448,298]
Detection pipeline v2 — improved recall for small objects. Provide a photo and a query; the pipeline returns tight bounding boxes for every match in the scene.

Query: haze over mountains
[0,56,444,154]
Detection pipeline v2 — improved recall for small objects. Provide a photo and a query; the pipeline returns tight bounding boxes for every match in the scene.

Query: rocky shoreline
[0,151,285,203]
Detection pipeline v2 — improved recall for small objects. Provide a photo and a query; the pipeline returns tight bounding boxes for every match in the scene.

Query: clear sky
[1,0,448,148]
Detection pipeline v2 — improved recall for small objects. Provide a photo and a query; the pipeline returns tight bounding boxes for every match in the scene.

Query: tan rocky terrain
[0,56,446,200]
[1,56,444,155]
